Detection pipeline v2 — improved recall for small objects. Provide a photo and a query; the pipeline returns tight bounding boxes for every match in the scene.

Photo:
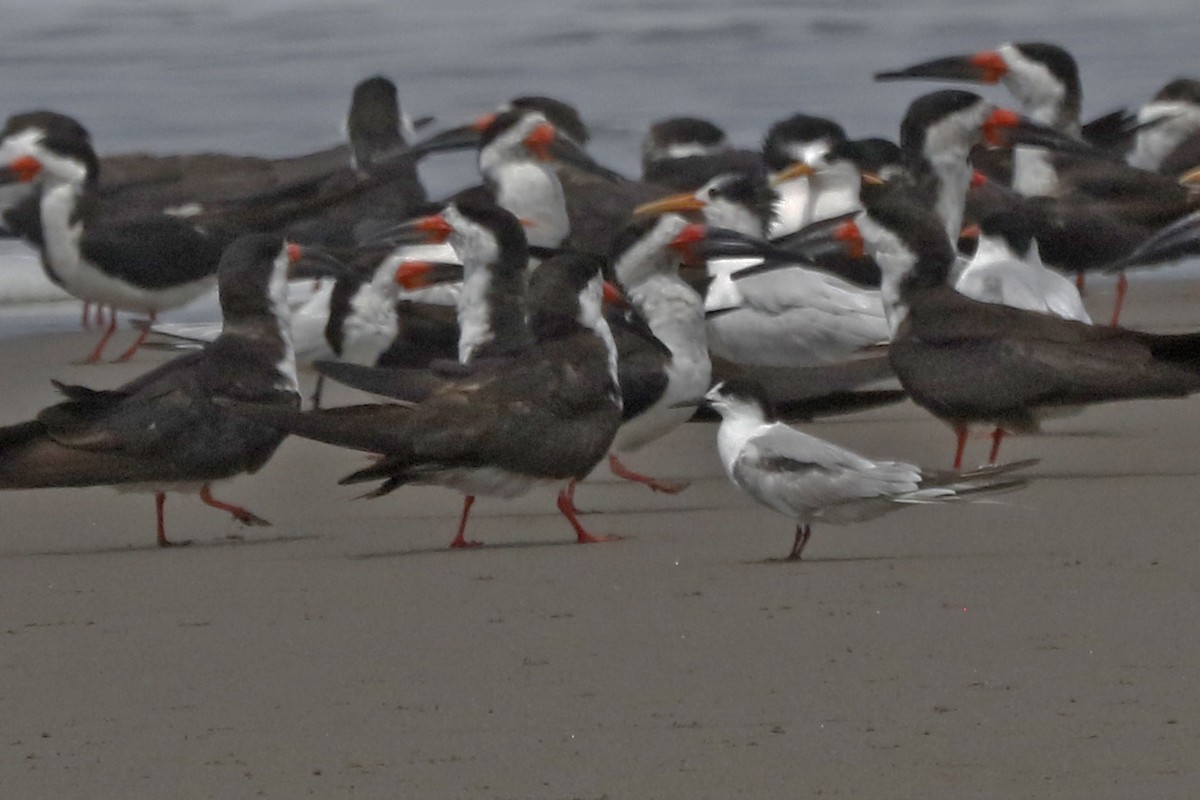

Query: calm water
[0,0,1196,326]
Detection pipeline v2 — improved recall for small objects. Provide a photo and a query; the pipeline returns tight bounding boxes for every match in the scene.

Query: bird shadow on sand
[347,535,630,560]
[746,549,1039,566]
[12,531,322,558]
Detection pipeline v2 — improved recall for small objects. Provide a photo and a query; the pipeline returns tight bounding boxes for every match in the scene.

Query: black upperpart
[828,137,904,175]
[1153,77,1200,104]
[978,208,1035,258]
[647,117,727,149]
[528,251,604,342]
[348,75,403,168]
[3,110,91,143]
[479,109,534,150]
[1012,42,1081,98]
[859,181,956,288]
[900,90,986,159]
[217,233,288,320]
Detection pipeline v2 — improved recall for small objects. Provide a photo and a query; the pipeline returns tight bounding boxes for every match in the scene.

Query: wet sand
[2,276,1199,798]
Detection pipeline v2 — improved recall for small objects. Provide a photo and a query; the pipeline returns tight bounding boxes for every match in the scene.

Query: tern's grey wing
[731,424,921,520]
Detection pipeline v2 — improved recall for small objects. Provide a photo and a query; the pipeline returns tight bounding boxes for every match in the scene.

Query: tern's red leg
[953,424,969,470]
[449,495,483,549]
[200,483,271,527]
[608,454,689,494]
[1109,271,1127,327]
[1075,271,1085,293]
[81,312,118,364]
[112,311,155,363]
[988,428,1006,464]
[556,481,620,544]
[787,524,812,561]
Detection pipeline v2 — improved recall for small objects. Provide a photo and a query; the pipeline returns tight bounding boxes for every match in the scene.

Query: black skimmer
[604,213,711,494]
[879,48,1200,321]
[640,117,764,191]
[0,126,232,362]
[0,234,343,547]
[1127,78,1200,174]
[826,181,1200,468]
[0,80,448,363]
[233,244,624,550]
[690,378,1033,561]
[634,172,891,368]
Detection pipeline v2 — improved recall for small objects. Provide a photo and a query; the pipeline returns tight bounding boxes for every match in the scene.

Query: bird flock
[0,41,1199,559]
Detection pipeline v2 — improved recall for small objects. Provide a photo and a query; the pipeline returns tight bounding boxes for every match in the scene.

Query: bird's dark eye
[708,187,718,198]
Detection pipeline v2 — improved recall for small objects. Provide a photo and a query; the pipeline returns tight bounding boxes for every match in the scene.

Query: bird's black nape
[217,233,288,319]
[713,376,776,418]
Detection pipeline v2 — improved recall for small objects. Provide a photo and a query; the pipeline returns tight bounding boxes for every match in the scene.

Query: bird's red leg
[988,428,1006,464]
[154,492,184,548]
[787,524,811,561]
[199,483,271,527]
[112,311,155,363]
[557,481,620,544]
[1109,271,1127,327]
[1075,271,1086,294]
[608,453,689,494]
[81,312,118,364]
[953,424,969,470]
[449,495,483,549]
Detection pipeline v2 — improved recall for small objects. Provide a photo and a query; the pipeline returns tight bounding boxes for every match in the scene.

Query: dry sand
[2,277,1200,799]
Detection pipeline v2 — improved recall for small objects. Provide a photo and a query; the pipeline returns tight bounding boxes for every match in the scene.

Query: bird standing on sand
[0,234,343,547]
[695,378,1034,560]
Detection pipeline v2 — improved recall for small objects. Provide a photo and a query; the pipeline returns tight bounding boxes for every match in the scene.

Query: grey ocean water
[0,0,1196,329]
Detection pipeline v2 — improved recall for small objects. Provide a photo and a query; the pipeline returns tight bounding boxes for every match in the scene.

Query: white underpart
[609,220,710,451]
[342,270,403,367]
[805,159,864,225]
[290,280,337,364]
[1129,101,1200,171]
[697,188,761,311]
[443,205,502,363]
[268,247,299,393]
[922,102,990,242]
[955,234,1091,322]
[997,43,1074,132]
[419,467,544,499]
[855,213,916,336]
[487,160,569,250]
[994,43,1076,196]
[767,139,834,237]
[8,130,215,312]
[769,177,811,238]
[39,181,216,311]
[577,273,622,409]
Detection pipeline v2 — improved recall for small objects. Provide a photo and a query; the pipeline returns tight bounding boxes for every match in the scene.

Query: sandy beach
[2,276,1199,798]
